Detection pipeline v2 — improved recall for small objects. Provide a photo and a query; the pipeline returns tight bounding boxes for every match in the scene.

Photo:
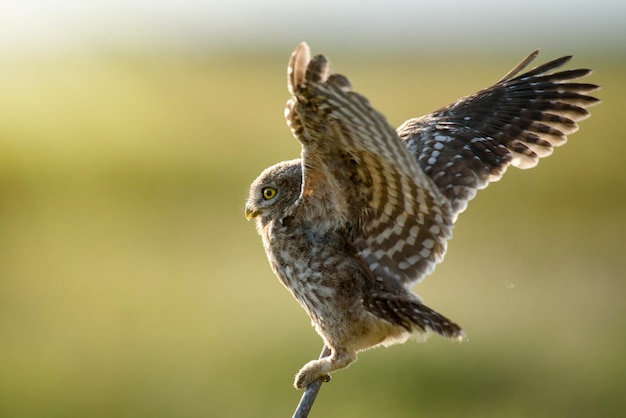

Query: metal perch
[292,345,331,418]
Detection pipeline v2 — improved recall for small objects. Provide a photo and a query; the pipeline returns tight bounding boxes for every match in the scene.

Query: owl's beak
[245,205,259,220]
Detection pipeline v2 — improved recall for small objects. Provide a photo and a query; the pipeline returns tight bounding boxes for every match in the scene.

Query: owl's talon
[294,371,310,389]
[294,371,331,389]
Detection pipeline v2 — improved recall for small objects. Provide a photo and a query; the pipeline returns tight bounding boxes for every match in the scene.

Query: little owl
[245,43,599,389]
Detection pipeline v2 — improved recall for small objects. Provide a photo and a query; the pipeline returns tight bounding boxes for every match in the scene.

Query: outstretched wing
[398,51,600,218]
[285,42,453,289]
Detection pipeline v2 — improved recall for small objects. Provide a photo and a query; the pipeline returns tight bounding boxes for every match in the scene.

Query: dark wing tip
[497,51,579,86]
[496,50,540,83]
[508,54,575,84]
[305,55,330,85]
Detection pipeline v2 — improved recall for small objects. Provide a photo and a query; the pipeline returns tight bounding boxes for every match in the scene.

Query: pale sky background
[0,0,624,57]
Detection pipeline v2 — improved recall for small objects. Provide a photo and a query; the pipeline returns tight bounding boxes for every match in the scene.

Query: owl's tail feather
[365,296,465,341]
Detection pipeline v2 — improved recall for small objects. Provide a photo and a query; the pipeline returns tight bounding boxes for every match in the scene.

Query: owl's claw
[294,371,331,389]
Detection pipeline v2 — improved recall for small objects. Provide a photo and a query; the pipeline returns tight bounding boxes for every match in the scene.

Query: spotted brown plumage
[245,42,599,389]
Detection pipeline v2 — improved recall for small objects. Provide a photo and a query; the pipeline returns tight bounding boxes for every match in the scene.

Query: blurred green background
[0,2,625,418]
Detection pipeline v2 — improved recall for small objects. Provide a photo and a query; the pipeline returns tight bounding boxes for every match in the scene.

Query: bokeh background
[0,1,624,417]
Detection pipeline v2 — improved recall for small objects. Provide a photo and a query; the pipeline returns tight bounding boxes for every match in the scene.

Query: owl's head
[245,159,302,226]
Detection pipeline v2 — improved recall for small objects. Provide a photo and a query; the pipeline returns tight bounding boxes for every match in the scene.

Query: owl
[245,43,599,389]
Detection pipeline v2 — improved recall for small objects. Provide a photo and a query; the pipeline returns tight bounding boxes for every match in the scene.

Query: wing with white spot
[398,51,600,218]
[285,42,454,288]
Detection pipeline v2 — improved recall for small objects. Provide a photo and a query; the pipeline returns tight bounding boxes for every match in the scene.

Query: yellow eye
[262,187,277,200]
